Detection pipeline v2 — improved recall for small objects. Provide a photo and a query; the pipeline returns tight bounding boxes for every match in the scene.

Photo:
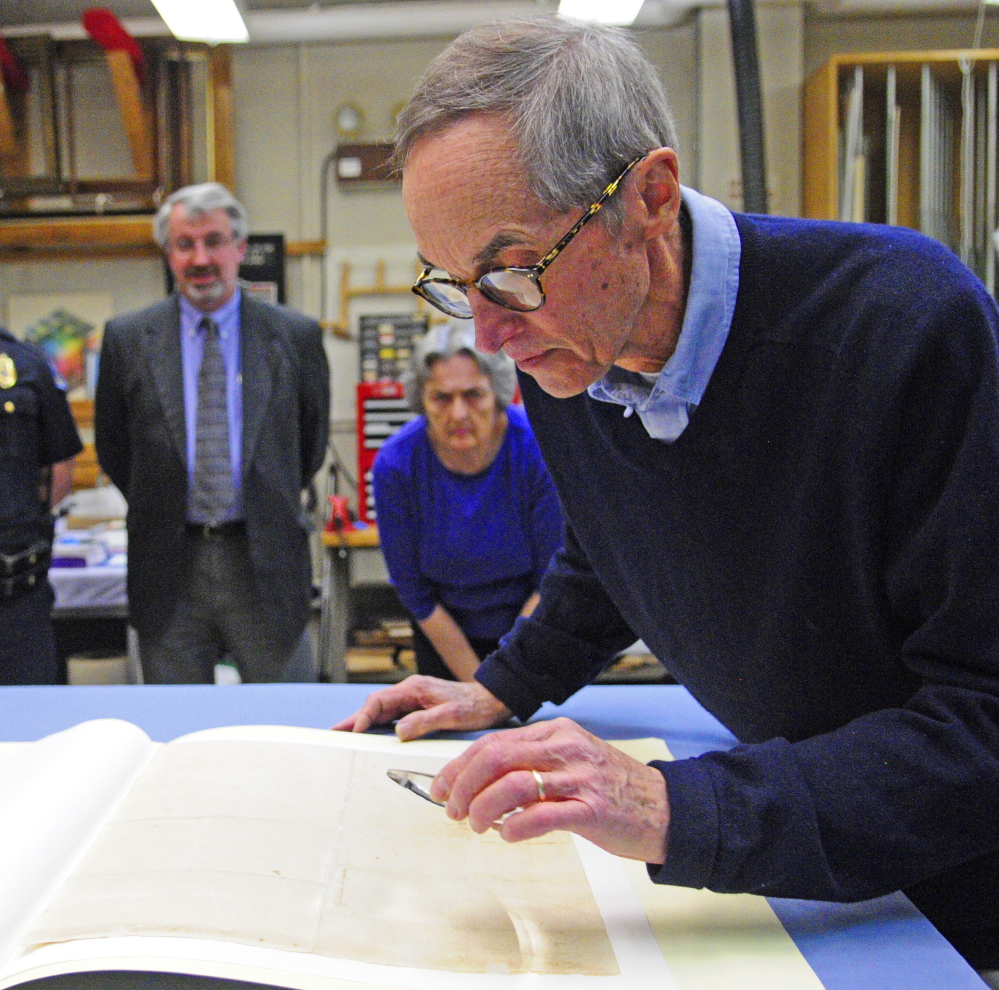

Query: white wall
[804,10,999,77]
[1,256,166,326]
[232,28,699,246]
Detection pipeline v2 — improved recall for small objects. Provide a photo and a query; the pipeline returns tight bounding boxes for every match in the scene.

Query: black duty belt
[185,520,246,539]
[0,540,52,599]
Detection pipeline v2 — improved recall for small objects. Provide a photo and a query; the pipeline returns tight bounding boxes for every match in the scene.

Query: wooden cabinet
[803,50,999,293]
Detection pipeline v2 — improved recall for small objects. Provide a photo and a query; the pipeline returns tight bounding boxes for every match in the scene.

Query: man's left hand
[430,717,670,864]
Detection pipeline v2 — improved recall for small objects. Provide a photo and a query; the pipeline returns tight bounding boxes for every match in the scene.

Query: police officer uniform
[0,327,82,684]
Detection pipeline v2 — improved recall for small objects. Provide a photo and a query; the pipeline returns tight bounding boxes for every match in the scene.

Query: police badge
[0,353,17,389]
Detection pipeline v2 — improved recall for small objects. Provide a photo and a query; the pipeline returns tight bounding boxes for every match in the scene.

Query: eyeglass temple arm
[534,157,644,274]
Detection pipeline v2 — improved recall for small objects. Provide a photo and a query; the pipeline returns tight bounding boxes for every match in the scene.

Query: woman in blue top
[373,322,563,681]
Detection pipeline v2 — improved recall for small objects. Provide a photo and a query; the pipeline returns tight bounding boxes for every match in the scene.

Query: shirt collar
[587,185,741,417]
[179,286,242,338]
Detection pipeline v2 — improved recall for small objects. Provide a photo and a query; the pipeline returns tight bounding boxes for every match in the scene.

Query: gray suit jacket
[95,293,330,651]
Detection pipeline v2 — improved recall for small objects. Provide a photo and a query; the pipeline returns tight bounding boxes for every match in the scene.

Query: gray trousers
[137,525,316,684]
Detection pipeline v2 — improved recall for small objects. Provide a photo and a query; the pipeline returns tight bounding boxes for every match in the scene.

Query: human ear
[632,148,681,240]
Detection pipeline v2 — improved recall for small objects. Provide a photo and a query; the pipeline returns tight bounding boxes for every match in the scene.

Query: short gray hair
[395,17,678,225]
[403,321,518,414]
[153,182,249,247]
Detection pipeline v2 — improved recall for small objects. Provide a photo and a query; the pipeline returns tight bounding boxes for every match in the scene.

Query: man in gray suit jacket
[95,183,330,683]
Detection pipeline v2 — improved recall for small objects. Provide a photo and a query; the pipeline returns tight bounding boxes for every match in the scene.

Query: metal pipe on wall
[726,0,768,214]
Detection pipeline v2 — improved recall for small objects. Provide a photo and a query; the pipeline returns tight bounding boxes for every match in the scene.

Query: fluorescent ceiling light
[149,0,249,42]
[558,0,646,25]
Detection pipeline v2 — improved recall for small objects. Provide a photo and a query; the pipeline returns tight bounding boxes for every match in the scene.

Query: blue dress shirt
[587,185,741,442]
[179,289,244,522]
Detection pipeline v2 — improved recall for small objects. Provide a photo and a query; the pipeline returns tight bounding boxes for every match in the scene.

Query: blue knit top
[373,404,563,639]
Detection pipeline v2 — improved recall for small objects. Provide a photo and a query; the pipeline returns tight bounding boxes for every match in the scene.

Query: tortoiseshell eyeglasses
[412,156,645,320]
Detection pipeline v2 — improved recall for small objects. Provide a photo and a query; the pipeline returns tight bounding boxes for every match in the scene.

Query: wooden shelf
[286,240,326,258]
[804,48,999,222]
[0,215,157,256]
[0,221,325,263]
[322,526,380,548]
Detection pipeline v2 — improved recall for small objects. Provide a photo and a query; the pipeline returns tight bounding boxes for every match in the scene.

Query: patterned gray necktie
[189,316,237,525]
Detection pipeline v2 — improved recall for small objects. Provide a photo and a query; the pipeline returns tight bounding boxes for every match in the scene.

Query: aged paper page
[26,731,616,977]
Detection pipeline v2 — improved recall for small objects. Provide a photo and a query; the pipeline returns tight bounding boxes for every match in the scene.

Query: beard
[179,266,232,310]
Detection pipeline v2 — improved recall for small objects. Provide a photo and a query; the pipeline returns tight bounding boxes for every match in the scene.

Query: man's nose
[190,239,213,265]
[469,290,517,354]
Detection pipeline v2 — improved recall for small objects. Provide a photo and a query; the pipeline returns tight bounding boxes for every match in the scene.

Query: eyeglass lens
[480,270,544,311]
[421,281,474,318]
[420,270,544,319]
[170,233,231,253]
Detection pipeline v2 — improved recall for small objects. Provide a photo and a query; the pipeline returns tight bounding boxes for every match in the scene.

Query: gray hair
[395,17,678,225]
[403,321,518,414]
[153,182,249,247]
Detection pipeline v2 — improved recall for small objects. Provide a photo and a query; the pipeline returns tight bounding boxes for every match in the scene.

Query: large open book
[0,721,822,990]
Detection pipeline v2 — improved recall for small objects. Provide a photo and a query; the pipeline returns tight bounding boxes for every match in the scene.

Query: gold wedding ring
[532,769,547,803]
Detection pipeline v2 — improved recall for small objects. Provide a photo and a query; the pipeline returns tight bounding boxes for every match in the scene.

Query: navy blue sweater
[476,215,999,965]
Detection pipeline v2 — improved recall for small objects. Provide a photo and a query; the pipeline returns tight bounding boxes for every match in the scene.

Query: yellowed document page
[26,729,614,977]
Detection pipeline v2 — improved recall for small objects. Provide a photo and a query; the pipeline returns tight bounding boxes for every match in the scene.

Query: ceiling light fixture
[557,0,646,25]
[149,0,249,43]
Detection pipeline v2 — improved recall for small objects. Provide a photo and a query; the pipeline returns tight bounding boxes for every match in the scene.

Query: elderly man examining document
[337,17,999,977]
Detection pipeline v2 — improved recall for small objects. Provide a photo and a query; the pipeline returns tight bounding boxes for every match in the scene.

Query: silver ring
[532,769,547,803]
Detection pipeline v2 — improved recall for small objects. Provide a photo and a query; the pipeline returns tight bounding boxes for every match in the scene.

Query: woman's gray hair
[403,321,518,414]
[394,16,677,226]
[153,182,249,247]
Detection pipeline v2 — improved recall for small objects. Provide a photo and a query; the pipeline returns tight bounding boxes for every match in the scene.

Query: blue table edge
[0,682,985,990]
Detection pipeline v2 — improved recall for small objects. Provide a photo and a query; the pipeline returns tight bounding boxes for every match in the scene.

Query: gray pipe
[726,0,768,214]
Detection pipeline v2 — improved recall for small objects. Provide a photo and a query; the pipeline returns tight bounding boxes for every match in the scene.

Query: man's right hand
[332,675,512,740]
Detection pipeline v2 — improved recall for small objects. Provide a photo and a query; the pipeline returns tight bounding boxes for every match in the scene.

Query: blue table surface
[0,683,985,990]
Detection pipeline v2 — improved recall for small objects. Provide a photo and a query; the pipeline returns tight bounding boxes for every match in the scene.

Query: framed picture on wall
[239,234,286,304]
[6,293,114,400]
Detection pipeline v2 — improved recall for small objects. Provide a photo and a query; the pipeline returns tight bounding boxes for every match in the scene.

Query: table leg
[126,625,143,684]
[319,545,350,683]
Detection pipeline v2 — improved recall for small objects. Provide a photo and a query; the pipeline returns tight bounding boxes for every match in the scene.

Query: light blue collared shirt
[179,288,244,521]
[587,185,741,442]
